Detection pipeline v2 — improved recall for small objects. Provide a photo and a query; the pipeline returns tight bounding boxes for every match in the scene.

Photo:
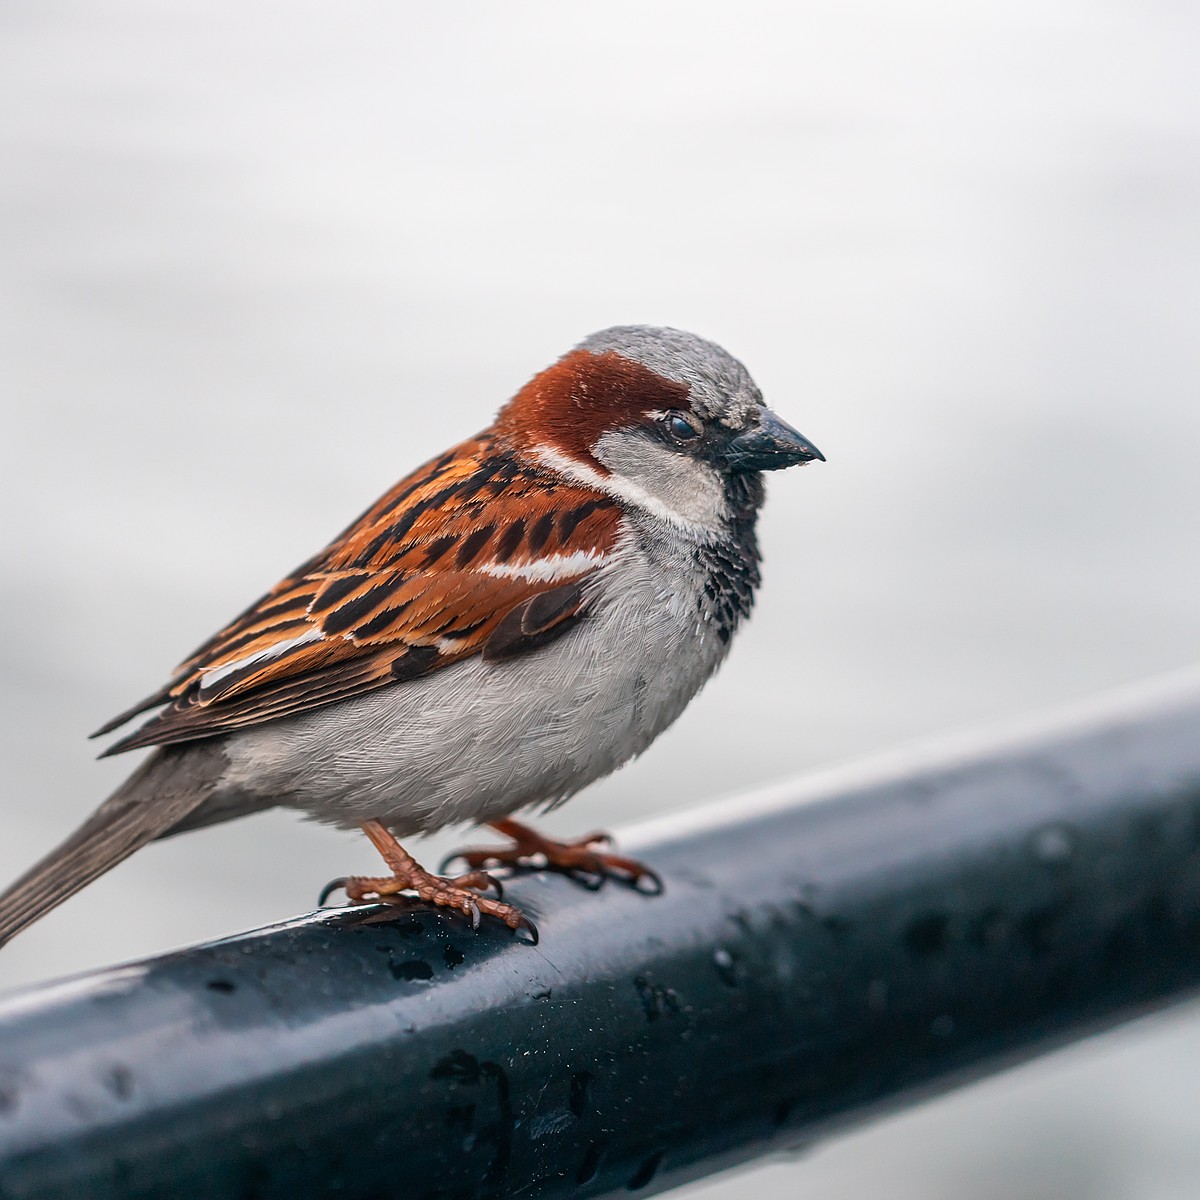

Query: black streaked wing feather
[96,436,621,754]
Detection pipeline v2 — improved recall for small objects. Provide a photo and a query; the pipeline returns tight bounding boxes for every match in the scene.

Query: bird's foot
[329,869,533,935]
[443,817,663,893]
[321,819,537,940]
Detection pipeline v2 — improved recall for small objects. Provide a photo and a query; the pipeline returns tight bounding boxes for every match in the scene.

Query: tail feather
[0,745,224,948]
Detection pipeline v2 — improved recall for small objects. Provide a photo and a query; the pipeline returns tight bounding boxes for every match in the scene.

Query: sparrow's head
[496,325,823,534]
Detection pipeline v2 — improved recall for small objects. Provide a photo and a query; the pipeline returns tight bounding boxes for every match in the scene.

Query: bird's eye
[665,412,700,443]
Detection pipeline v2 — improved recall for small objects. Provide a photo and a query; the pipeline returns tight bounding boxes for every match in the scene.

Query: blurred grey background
[2,2,1199,1196]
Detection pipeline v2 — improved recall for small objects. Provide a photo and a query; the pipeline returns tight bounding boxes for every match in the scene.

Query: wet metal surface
[0,677,1198,1199]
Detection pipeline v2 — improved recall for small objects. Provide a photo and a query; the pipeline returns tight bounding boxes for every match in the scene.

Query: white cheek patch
[592,431,728,532]
[532,443,723,536]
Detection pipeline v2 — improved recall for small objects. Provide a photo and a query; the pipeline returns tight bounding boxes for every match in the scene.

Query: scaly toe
[449,869,504,899]
[440,831,661,897]
[474,894,538,940]
[339,874,412,904]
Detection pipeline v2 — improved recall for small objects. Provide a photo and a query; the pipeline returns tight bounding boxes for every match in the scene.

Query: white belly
[218,543,730,836]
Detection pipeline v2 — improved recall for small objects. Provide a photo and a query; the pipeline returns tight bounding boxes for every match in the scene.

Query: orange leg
[322,820,536,939]
[443,817,662,893]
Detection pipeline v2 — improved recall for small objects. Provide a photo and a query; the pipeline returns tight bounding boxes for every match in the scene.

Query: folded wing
[97,434,621,753]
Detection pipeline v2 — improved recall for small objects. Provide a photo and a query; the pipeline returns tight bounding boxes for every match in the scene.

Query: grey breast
[216,527,738,836]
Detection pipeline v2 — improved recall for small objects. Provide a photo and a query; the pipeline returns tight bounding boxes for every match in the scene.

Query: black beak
[724,409,825,472]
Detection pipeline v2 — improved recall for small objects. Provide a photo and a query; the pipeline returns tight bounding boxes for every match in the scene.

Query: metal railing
[1,669,1199,1200]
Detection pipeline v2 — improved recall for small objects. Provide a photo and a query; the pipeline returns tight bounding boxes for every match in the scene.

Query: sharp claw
[515,915,540,945]
[441,849,500,874]
[467,900,481,930]
[440,851,483,874]
[633,869,665,896]
[570,868,607,892]
[318,877,348,906]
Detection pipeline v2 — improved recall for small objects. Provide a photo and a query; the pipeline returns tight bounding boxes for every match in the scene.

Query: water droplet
[1030,824,1076,866]
[712,948,740,988]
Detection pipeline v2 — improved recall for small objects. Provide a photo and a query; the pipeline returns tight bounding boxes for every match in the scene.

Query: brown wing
[97,434,621,754]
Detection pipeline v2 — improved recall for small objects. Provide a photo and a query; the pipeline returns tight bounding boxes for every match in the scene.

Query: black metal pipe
[1,672,1199,1200]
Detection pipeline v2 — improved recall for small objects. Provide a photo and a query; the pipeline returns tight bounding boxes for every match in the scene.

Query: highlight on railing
[0,668,1198,1200]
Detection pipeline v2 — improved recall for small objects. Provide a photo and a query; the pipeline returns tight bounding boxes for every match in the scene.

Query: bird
[0,325,823,946]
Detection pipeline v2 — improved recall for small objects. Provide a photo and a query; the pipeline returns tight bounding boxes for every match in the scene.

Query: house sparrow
[0,325,822,945]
